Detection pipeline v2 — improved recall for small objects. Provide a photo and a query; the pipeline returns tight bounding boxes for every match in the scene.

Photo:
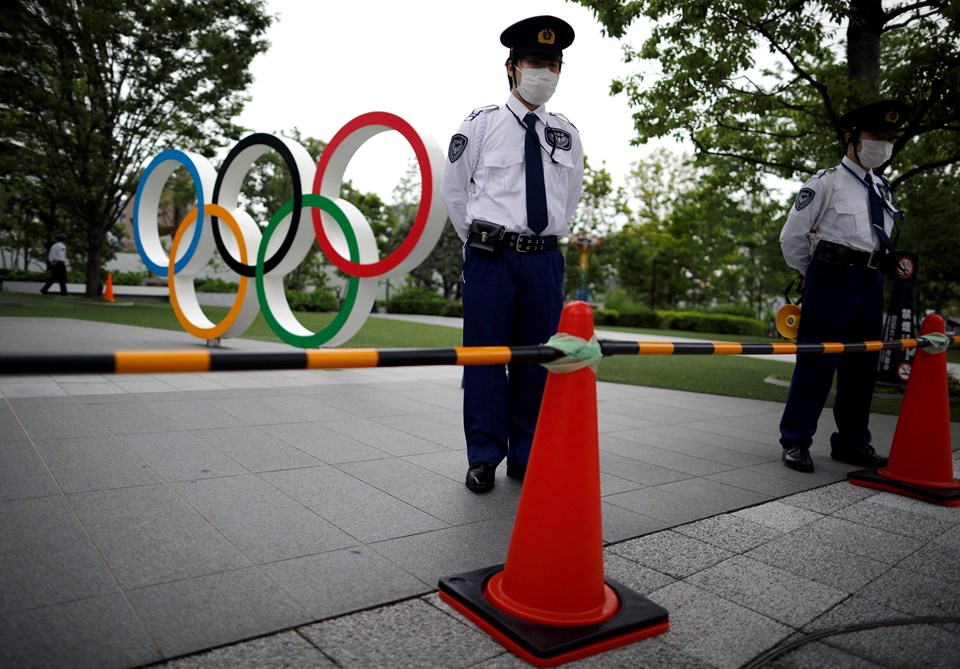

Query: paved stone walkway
[1,317,958,668]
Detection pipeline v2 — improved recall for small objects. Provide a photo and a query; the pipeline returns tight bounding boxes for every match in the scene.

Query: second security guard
[778,99,909,472]
[441,15,585,492]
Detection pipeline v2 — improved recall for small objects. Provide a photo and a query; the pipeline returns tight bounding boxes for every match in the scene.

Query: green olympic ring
[257,194,361,348]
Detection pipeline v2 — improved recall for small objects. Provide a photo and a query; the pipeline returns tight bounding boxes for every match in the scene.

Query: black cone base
[438,564,669,667]
[848,468,960,507]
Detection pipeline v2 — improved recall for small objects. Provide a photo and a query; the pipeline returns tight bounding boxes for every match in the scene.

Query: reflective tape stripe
[115,351,211,374]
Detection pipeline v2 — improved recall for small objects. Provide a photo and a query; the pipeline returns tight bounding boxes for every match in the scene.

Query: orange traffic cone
[849,313,960,506]
[439,301,669,667]
[104,273,115,302]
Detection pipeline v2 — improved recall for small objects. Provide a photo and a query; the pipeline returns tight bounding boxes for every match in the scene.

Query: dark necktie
[523,112,548,235]
[863,173,896,255]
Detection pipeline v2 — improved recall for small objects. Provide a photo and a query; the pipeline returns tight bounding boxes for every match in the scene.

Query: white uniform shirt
[780,156,898,275]
[48,241,66,264]
[441,95,584,241]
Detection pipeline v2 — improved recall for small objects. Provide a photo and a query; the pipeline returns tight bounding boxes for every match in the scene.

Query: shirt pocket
[545,148,576,190]
[832,197,871,240]
[479,149,524,198]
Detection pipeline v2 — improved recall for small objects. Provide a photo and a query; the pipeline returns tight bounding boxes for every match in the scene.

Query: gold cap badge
[885,110,900,123]
[537,28,555,45]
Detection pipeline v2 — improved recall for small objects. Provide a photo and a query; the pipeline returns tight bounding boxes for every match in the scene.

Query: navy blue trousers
[461,245,564,467]
[779,259,885,451]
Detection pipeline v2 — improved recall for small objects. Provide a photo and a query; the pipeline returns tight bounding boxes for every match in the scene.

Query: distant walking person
[778,100,908,472]
[40,233,68,295]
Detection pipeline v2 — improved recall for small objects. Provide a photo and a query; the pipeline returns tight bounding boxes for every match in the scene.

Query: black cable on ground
[741,616,960,668]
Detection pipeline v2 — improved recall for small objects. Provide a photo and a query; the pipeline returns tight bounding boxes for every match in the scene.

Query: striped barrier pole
[1,335,957,376]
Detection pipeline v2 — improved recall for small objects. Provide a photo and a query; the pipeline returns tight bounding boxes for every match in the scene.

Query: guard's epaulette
[465,105,499,121]
[813,167,836,179]
[548,112,577,129]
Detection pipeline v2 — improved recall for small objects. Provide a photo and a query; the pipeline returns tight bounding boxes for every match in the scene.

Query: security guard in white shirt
[40,232,68,295]
[441,15,584,492]
[778,99,909,473]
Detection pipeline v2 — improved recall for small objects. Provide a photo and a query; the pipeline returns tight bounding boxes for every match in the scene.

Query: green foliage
[193,278,240,294]
[593,306,659,329]
[575,0,959,308]
[384,285,462,317]
[574,0,959,182]
[405,223,463,300]
[286,289,338,313]
[0,0,273,297]
[111,271,147,286]
[895,164,960,311]
[593,305,766,336]
[563,156,626,301]
[606,150,791,314]
[602,289,641,312]
[0,268,46,282]
[658,311,767,336]
[387,160,463,300]
[703,303,757,319]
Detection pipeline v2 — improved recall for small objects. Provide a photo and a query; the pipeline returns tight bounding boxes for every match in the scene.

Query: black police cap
[500,15,575,61]
[839,99,910,134]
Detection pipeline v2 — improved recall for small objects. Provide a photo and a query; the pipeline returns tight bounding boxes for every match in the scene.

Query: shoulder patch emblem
[795,188,816,211]
[465,104,498,121]
[448,134,468,163]
[545,127,572,151]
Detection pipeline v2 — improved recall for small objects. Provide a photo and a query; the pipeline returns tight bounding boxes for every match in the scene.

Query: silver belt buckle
[867,252,880,269]
[515,233,532,253]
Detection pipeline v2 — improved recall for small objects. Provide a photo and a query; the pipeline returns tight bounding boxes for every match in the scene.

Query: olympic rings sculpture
[132,112,446,347]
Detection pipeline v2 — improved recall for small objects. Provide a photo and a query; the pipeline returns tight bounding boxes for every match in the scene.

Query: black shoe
[506,463,526,481]
[782,447,814,472]
[465,462,496,493]
[831,443,888,468]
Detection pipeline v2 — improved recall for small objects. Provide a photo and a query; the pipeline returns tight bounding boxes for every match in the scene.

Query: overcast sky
[232,0,675,202]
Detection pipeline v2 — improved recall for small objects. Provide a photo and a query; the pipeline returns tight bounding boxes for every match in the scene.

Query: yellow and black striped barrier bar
[599,336,960,357]
[0,346,560,376]
[1,335,957,376]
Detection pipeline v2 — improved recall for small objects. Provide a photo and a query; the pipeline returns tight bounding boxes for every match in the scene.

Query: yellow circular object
[776,304,801,339]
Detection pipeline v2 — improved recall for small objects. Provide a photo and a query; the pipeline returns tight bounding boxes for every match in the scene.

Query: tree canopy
[573,0,959,309]
[0,0,273,295]
[572,0,959,185]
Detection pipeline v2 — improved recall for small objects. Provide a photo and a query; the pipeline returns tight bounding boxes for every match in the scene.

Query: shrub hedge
[593,307,766,336]
[286,289,339,312]
[384,286,462,317]
[0,268,86,283]
[111,271,147,285]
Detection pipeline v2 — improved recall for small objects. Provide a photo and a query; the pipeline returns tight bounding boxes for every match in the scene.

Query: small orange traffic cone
[104,273,115,302]
[849,313,960,506]
[439,301,669,667]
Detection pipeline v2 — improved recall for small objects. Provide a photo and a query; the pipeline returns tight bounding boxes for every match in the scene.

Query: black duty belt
[502,232,558,253]
[813,240,884,270]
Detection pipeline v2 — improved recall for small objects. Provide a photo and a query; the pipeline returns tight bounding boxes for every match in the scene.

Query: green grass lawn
[3,290,957,421]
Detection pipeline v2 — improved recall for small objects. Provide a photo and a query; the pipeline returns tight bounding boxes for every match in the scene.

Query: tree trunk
[85,206,104,297]
[847,0,885,95]
[85,244,102,298]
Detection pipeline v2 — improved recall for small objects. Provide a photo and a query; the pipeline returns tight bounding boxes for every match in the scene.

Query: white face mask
[515,66,559,106]
[858,139,894,169]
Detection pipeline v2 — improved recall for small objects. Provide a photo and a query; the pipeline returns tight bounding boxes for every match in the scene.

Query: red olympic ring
[312,112,435,278]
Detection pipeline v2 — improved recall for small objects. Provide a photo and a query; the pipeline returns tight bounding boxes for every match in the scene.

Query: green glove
[542,333,603,374]
[919,332,951,354]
